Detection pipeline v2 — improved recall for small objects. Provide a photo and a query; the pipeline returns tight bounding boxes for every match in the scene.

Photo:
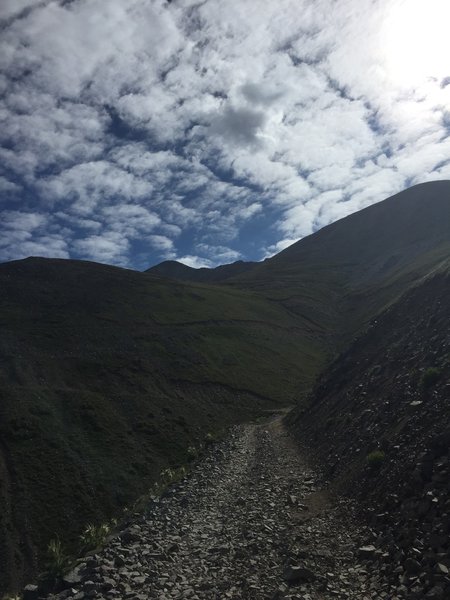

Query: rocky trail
[44,416,389,600]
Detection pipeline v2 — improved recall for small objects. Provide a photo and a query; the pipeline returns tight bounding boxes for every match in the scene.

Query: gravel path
[51,416,388,600]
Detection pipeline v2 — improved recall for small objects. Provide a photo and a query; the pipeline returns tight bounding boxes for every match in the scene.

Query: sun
[382,0,450,86]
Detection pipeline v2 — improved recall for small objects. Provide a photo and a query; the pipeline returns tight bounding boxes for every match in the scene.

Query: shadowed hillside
[150,180,450,346]
[242,180,450,341]
[1,180,449,593]
[146,259,259,283]
[287,265,450,595]
[0,257,322,593]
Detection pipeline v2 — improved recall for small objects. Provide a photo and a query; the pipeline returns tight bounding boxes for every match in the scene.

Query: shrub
[42,537,72,582]
[80,522,111,551]
[421,367,441,389]
[187,445,199,461]
[160,467,176,484]
[366,450,385,469]
[204,432,216,447]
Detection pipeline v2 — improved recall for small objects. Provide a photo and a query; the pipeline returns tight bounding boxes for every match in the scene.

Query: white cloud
[38,161,153,215]
[238,203,262,219]
[195,244,241,264]
[102,203,160,236]
[395,136,450,180]
[148,234,174,251]
[1,0,450,267]
[8,235,69,260]
[54,213,102,233]
[0,0,39,20]
[177,255,213,269]
[1,210,46,232]
[73,232,129,265]
[264,237,298,258]
[0,176,21,194]
[0,210,70,261]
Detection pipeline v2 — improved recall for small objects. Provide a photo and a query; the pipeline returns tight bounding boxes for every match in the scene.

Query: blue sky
[1,0,450,270]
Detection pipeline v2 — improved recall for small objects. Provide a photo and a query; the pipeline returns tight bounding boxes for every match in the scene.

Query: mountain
[146,259,258,283]
[287,267,450,591]
[233,180,450,334]
[0,180,449,593]
[152,180,450,347]
[0,257,321,593]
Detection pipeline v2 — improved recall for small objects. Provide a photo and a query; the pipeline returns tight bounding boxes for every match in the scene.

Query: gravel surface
[44,416,390,600]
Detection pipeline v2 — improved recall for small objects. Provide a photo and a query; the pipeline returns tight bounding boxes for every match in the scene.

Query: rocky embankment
[289,272,450,598]
[28,416,391,600]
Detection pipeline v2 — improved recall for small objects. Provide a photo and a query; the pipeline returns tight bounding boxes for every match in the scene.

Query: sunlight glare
[383,0,450,86]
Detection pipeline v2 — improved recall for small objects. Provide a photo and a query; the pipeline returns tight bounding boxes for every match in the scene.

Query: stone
[23,584,39,600]
[425,586,445,599]
[120,528,141,544]
[435,563,448,575]
[63,569,83,587]
[31,421,416,600]
[358,545,377,560]
[404,557,421,574]
[283,565,316,583]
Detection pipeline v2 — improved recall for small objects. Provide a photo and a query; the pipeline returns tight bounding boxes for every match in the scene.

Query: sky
[1,0,450,270]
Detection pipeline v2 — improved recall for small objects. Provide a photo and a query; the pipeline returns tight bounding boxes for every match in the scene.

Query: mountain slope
[150,181,450,349]
[146,259,258,283]
[1,180,449,593]
[0,257,322,593]
[230,180,450,343]
[287,267,450,595]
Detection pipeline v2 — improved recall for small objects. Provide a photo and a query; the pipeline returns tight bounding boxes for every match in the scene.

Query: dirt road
[48,416,386,599]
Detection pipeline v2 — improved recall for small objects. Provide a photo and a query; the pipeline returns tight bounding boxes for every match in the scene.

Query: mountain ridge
[147,180,450,284]
[0,180,449,593]
[148,180,450,347]
[145,259,259,283]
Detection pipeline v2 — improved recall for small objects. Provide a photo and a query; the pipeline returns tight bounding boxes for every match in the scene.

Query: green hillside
[0,257,323,592]
[1,180,449,593]
[150,181,450,346]
[228,180,450,342]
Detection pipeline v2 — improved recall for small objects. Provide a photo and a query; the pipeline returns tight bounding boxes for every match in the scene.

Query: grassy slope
[0,257,324,592]
[1,181,449,592]
[228,180,450,344]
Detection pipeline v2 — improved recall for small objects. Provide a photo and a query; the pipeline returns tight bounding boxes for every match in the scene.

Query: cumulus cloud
[210,105,267,147]
[264,237,299,258]
[73,232,129,265]
[148,234,174,251]
[0,0,40,20]
[177,255,213,269]
[102,203,160,235]
[0,209,70,261]
[195,244,241,264]
[0,0,449,268]
[6,235,70,260]
[38,161,154,215]
[0,176,21,194]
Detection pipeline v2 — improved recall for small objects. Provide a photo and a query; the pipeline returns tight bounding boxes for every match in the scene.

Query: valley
[0,180,449,596]
[33,415,385,600]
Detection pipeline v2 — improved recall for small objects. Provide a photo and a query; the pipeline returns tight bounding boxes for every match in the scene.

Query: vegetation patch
[421,367,441,389]
[366,450,386,469]
[39,538,73,590]
[79,521,115,553]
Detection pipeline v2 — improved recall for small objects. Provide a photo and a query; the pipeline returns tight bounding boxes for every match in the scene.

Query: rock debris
[45,417,388,600]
